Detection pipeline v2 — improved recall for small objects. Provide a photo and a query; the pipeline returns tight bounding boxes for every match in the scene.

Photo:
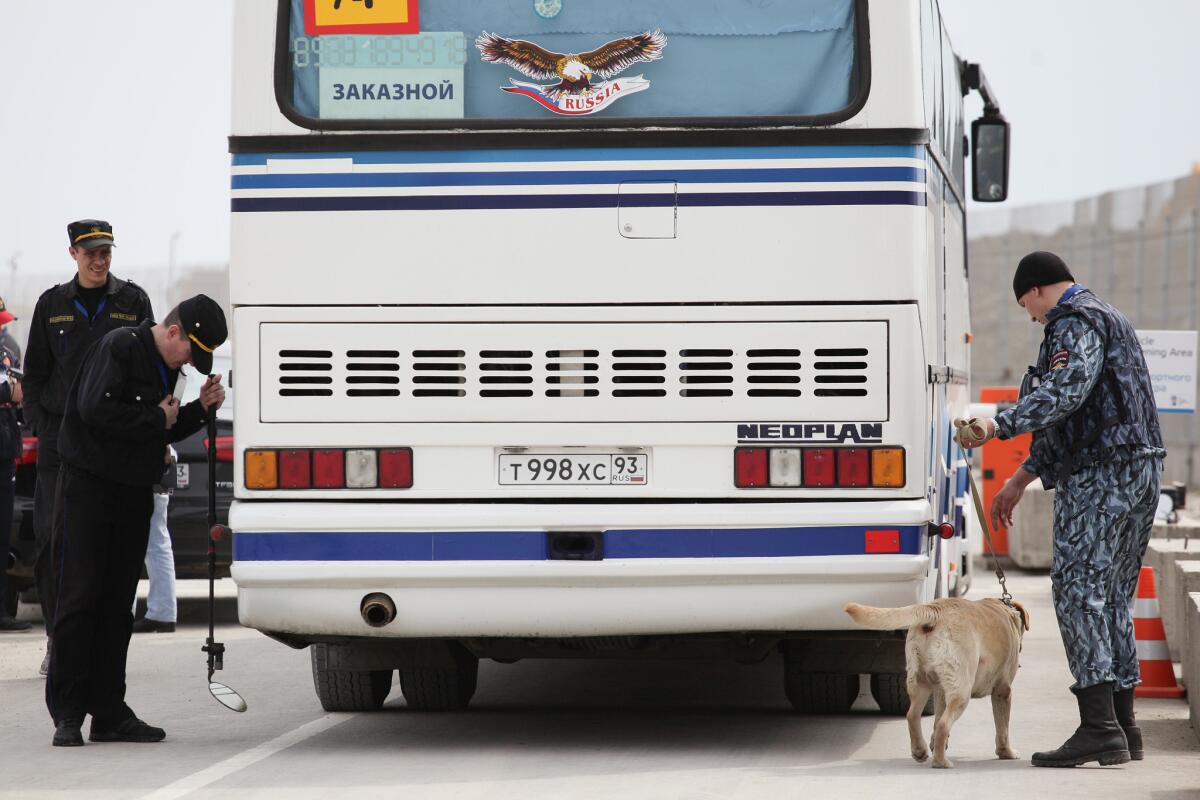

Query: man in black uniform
[46,294,226,746]
[23,220,153,670]
[0,302,32,632]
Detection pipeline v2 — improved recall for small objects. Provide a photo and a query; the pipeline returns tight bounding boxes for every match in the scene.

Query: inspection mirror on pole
[199,382,247,712]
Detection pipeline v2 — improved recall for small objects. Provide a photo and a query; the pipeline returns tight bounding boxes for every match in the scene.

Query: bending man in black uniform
[23,220,153,672]
[47,294,227,747]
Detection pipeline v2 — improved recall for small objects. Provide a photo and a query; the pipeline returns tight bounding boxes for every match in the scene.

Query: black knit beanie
[1013,251,1074,300]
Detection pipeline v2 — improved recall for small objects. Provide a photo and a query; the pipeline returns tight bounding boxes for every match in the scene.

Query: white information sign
[1136,329,1198,413]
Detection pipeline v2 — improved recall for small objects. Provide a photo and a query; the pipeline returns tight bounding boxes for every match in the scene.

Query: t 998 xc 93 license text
[498,452,648,485]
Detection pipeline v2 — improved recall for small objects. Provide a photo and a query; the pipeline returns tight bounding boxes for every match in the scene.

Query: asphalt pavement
[1,572,1197,800]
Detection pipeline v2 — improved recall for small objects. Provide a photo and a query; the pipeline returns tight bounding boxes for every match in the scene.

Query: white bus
[228,0,1009,714]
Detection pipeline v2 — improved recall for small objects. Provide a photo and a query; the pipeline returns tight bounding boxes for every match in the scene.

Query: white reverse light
[345,449,378,488]
[768,448,802,487]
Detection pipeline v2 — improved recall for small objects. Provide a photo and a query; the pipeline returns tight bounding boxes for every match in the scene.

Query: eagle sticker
[475,30,666,115]
[1050,350,1070,370]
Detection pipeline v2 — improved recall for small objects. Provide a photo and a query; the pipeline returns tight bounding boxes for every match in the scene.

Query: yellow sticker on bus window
[304,0,419,36]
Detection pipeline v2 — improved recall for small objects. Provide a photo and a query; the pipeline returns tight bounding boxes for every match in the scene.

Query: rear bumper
[230,499,933,637]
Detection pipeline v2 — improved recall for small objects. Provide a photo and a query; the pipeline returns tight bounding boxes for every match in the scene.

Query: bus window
[278,0,865,126]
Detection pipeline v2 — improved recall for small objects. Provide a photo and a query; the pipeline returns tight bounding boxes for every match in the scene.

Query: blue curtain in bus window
[288,0,857,120]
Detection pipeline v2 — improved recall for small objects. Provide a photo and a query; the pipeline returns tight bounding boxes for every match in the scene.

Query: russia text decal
[475,30,665,116]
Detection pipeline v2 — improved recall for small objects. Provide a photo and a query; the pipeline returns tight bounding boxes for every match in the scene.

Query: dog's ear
[1013,600,1030,631]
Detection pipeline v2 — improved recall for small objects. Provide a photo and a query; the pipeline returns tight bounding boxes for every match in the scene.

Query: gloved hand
[953,416,996,449]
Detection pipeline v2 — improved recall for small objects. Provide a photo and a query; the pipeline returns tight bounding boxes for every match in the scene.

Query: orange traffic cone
[1133,566,1186,699]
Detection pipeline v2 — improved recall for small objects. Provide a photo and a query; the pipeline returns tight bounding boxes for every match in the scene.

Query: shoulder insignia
[1050,350,1069,370]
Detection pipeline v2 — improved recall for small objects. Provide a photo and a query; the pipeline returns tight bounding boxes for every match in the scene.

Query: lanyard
[155,361,171,396]
[73,296,107,324]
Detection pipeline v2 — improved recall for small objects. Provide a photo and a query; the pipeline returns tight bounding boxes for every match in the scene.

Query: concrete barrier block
[1151,517,1200,541]
[1008,480,1054,570]
[1171,562,1200,664]
[1146,541,1200,661]
[1186,593,1200,737]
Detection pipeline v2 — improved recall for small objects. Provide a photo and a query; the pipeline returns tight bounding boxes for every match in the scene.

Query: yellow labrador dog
[845,597,1029,768]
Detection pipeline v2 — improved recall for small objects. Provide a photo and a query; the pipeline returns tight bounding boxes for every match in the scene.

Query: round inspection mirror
[209,681,248,712]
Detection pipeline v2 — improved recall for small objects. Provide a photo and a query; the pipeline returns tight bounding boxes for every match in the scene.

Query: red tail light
[378,448,413,488]
[19,436,38,466]
[837,448,870,487]
[312,449,346,488]
[733,448,769,488]
[278,449,312,489]
[802,449,836,487]
[203,436,235,462]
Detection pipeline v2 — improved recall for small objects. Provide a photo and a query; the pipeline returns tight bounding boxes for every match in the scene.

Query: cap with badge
[0,296,15,327]
[177,294,228,375]
[67,219,116,251]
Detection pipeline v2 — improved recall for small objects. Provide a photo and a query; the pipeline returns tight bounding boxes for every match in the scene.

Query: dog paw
[932,758,953,769]
[912,748,929,763]
[996,747,1019,760]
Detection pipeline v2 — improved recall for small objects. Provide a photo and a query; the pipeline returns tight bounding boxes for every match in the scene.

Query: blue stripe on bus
[231,190,926,213]
[232,525,925,561]
[231,145,925,167]
[231,166,925,190]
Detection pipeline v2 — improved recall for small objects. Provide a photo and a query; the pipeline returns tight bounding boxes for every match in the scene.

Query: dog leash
[967,470,1014,608]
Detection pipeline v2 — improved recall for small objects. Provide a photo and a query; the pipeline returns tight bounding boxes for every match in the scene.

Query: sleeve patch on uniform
[1050,350,1070,370]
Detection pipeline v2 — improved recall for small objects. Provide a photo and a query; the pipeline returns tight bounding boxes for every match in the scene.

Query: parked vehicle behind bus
[228,0,1010,714]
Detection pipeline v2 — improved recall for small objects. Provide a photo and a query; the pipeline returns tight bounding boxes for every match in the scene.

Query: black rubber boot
[1031,683,1130,767]
[1112,688,1143,761]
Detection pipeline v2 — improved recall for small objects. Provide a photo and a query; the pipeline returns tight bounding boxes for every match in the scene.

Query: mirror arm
[961,61,1002,118]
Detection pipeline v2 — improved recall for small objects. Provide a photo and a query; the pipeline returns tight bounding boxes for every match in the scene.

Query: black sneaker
[131,617,176,633]
[89,716,166,743]
[0,615,32,632]
[52,719,84,747]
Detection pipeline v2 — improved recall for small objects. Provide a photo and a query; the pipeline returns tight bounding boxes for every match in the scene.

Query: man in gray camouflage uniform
[954,251,1164,768]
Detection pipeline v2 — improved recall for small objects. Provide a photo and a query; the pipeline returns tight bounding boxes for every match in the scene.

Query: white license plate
[175,463,190,490]
[498,452,648,485]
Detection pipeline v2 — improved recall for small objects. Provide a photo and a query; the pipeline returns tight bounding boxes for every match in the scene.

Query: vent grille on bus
[679,349,734,397]
[746,349,802,398]
[278,350,333,396]
[272,347,879,399]
[546,350,599,397]
[812,348,869,397]
[260,321,888,423]
[611,349,667,398]
[412,350,465,397]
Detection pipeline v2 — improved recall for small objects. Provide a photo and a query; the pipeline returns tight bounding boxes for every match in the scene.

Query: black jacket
[58,321,208,487]
[22,275,153,435]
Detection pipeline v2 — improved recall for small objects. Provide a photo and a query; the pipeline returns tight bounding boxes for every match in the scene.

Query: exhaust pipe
[360,592,396,628]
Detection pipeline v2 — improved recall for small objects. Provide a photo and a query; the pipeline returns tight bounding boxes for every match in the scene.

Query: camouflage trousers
[1051,455,1162,690]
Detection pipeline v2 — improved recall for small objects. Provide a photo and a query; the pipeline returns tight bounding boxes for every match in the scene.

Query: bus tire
[310,644,393,712]
[398,645,479,711]
[870,672,933,716]
[784,671,860,715]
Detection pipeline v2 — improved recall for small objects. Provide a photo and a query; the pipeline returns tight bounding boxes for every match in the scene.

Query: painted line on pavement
[140,714,352,800]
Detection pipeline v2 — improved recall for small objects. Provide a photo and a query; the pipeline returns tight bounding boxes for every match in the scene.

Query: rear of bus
[229,0,992,713]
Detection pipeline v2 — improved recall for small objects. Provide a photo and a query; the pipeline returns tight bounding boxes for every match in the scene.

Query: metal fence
[969,169,1200,485]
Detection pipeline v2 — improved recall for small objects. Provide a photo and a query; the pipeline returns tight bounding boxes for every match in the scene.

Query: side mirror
[971,115,1010,202]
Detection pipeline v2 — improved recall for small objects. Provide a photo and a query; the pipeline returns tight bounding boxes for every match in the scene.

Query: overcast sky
[1,1,1197,274]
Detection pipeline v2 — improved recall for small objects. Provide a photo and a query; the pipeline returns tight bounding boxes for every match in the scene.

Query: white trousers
[132,492,176,623]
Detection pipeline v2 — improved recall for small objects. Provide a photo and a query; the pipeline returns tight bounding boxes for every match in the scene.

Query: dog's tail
[844,601,940,630]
